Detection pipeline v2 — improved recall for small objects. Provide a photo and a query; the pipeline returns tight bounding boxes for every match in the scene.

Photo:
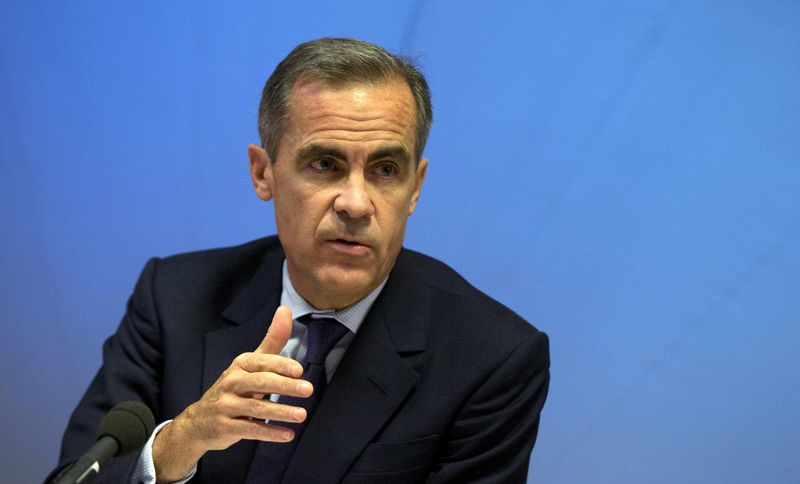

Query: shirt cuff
[130,420,197,484]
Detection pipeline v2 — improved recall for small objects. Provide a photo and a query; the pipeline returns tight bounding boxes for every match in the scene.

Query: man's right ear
[248,144,274,201]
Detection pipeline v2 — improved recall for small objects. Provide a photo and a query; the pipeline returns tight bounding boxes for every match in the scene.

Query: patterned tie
[244,315,349,483]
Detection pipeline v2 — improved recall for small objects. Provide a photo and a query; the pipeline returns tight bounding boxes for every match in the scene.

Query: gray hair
[257,37,433,163]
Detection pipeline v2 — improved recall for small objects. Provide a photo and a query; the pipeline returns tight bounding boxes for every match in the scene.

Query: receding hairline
[258,38,432,165]
[275,75,420,159]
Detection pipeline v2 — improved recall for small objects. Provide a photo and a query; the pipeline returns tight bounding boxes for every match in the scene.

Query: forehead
[282,77,417,153]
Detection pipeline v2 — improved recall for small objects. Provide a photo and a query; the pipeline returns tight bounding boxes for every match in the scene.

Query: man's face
[249,77,427,309]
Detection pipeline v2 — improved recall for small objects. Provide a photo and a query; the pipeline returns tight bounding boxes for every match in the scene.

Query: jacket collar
[220,243,427,353]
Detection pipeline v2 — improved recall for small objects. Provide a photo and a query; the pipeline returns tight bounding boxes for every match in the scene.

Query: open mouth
[327,238,371,255]
[334,238,366,246]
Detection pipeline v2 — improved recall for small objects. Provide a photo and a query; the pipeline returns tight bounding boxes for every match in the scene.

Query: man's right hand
[152,306,313,482]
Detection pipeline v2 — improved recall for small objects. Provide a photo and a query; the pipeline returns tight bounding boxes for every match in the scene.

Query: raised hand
[152,306,313,482]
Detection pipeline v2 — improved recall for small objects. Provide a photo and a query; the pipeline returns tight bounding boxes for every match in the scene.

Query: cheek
[276,192,330,237]
[378,200,412,248]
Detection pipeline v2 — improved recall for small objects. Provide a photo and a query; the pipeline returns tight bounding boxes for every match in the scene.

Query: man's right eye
[310,158,335,171]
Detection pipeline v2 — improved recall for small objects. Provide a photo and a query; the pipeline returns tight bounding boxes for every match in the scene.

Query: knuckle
[254,373,270,391]
[281,406,297,422]
[281,377,294,395]
[263,425,279,440]
[249,399,263,418]
[257,354,278,373]
[246,420,267,440]
[233,353,250,369]
[207,394,228,415]
[218,373,238,392]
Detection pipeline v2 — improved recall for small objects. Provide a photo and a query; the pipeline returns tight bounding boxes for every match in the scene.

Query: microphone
[54,401,155,484]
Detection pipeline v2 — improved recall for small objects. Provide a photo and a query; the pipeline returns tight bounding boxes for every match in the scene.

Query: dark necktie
[243,315,349,483]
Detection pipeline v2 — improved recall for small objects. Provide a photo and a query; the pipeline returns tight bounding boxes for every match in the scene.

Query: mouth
[326,238,372,256]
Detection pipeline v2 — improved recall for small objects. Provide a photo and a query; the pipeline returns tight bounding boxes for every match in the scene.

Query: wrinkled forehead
[284,76,418,149]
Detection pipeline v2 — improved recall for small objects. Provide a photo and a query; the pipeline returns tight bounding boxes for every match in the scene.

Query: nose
[333,173,374,219]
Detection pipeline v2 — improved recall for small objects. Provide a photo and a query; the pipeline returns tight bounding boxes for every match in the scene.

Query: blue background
[2,1,799,482]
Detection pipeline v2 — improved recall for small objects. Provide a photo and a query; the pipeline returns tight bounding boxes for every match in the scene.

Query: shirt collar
[280,260,388,335]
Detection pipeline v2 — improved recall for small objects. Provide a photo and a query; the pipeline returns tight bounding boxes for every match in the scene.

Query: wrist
[152,416,206,483]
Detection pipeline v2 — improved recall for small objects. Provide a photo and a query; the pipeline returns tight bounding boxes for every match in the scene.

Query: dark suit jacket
[53,236,549,483]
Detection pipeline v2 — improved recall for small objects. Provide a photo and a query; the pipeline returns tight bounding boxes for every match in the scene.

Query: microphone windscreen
[95,401,156,456]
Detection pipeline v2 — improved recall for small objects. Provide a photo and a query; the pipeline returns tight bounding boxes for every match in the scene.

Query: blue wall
[1,1,798,482]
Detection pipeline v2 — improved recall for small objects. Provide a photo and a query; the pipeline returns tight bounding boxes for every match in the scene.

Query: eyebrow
[296,144,347,162]
[368,146,412,165]
[296,143,412,166]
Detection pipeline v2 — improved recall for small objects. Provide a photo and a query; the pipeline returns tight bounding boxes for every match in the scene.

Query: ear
[408,157,427,215]
[248,144,274,201]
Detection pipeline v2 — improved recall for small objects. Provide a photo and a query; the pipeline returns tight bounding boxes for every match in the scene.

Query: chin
[314,266,380,306]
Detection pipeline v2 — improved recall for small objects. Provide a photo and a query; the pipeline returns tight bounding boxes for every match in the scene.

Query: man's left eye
[374,163,396,177]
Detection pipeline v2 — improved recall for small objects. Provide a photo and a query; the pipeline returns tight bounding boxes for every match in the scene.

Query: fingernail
[297,381,311,393]
[283,430,293,440]
[293,409,305,421]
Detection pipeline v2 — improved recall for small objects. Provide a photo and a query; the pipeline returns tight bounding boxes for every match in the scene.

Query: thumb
[255,305,293,354]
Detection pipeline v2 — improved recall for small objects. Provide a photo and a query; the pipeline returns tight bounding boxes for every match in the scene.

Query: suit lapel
[200,243,284,483]
[283,251,429,483]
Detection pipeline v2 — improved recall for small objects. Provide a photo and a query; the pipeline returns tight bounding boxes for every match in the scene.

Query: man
[51,38,550,483]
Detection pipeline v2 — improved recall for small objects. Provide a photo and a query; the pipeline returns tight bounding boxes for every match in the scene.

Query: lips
[325,237,372,256]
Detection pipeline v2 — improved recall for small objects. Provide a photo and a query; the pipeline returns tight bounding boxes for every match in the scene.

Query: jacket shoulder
[157,235,281,274]
[398,248,544,341]
[143,236,283,316]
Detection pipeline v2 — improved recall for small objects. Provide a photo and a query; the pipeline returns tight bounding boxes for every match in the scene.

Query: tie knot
[300,315,349,365]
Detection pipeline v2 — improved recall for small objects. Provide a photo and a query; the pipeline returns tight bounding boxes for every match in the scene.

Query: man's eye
[311,158,335,171]
[374,163,397,177]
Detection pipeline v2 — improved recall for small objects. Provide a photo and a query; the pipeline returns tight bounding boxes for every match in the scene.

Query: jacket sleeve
[428,330,550,484]
[46,258,164,483]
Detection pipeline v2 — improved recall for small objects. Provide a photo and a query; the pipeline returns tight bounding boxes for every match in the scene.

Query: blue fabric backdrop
[1,1,798,482]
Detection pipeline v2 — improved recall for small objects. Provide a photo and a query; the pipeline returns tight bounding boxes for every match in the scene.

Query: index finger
[255,305,293,355]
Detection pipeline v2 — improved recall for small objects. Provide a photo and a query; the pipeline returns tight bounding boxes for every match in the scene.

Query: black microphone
[54,401,155,484]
